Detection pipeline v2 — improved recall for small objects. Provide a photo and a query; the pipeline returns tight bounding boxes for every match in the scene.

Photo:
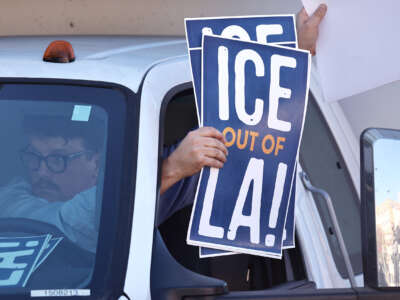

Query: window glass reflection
[0,100,107,289]
[374,138,400,286]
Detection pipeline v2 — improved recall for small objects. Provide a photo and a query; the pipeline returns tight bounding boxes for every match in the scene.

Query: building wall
[0,0,301,36]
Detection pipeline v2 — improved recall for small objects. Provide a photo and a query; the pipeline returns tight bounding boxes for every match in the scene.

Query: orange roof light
[43,40,75,63]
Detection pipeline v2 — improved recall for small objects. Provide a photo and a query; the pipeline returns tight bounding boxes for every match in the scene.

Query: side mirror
[361,128,400,288]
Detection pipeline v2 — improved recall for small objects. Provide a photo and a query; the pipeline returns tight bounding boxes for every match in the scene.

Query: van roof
[0,36,187,93]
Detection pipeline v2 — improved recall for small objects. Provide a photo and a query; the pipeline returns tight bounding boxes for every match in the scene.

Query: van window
[299,93,362,277]
[0,82,137,298]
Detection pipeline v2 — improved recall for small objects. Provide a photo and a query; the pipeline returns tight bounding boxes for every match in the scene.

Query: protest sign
[301,0,400,102]
[187,35,310,258]
[199,166,297,258]
[282,170,296,249]
[185,15,297,123]
[199,247,235,258]
[185,15,299,257]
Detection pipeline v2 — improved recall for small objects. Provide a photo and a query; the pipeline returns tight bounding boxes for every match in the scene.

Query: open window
[152,85,309,299]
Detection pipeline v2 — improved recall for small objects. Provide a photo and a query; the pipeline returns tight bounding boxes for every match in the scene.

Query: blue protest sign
[200,164,297,257]
[187,35,310,258]
[0,235,50,287]
[185,16,297,49]
[199,247,234,258]
[185,15,297,123]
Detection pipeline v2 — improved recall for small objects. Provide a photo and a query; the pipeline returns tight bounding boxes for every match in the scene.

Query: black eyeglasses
[20,149,92,174]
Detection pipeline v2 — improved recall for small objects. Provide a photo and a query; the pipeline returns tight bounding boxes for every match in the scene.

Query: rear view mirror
[361,128,400,288]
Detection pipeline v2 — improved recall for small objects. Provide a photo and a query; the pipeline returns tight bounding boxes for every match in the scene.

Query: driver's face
[27,136,99,202]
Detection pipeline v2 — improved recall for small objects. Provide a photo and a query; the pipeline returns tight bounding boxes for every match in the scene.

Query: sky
[374,138,400,206]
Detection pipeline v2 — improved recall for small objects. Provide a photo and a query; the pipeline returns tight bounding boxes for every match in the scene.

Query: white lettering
[201,27,214,37]
[228,158,264,244]
[221,25,251,41]
[268,162,287,229]
[268,54,296,132]
[218,46,229,121]
[31,289,91,297]
[235,49,265,125]
[256,24,284,44]
[198,168,224,238]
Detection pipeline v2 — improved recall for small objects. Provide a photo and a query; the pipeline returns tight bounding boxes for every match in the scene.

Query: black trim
[360,127,400,290]
[0,78,139,300]
[360,128,376,289]
[151,230,228,300]
[212,288,357,300]
[155,82,194,229]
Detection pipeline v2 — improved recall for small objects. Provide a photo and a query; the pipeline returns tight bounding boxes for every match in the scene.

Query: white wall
[0,0,301,36]
[339,81,400,140]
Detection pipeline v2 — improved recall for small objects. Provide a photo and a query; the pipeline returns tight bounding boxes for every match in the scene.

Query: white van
[0,34,398,300]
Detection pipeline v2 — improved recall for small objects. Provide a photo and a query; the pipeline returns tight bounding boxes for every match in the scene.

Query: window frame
[153,84,309,296]
[299,92,362,278]
[155,82,195,219]
[0,78,139,299]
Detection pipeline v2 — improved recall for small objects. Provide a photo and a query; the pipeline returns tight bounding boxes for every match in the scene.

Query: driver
[0,115,103,253]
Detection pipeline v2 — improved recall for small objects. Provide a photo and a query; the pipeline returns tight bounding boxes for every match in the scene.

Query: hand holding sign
[161,127,228,195]
[297,4,327,55]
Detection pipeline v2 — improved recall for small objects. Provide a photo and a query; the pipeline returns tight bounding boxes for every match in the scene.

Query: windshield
[0,82,134,296]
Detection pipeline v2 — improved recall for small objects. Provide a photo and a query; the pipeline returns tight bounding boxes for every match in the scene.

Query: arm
[157,127,228,225]
[0,180,97,253]
[297,4,327,56]
[160,127,228,195]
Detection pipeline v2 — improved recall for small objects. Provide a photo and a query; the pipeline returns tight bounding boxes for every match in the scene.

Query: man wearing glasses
[20,117,102,204]
[0,116,103,253]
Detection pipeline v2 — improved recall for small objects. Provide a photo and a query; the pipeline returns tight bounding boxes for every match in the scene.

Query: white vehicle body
[0,34,398,299]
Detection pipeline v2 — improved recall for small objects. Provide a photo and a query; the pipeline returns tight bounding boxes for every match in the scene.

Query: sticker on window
[31,289,91,297]
[33,237,63,272]
[0,235,62,288]
[71,105,92,122]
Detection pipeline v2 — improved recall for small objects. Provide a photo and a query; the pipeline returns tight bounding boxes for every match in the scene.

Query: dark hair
[23,115,106,153]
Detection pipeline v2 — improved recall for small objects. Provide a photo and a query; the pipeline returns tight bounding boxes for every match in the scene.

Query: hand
[160,127,228,194]
[297,4,327,56]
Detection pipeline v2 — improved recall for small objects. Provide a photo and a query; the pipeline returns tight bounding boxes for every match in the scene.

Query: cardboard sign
[199,166,297,258]
[199,247,235,258]
[301,0,400,102]
[185,15,299,257]
[187,35,310,258]
[185,15,297,123]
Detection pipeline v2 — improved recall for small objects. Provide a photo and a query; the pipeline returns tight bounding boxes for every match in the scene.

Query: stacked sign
[0,235,62,287]
[185,16,310,259]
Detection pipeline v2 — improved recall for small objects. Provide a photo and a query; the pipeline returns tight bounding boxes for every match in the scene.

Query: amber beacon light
[43,40,75,63]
